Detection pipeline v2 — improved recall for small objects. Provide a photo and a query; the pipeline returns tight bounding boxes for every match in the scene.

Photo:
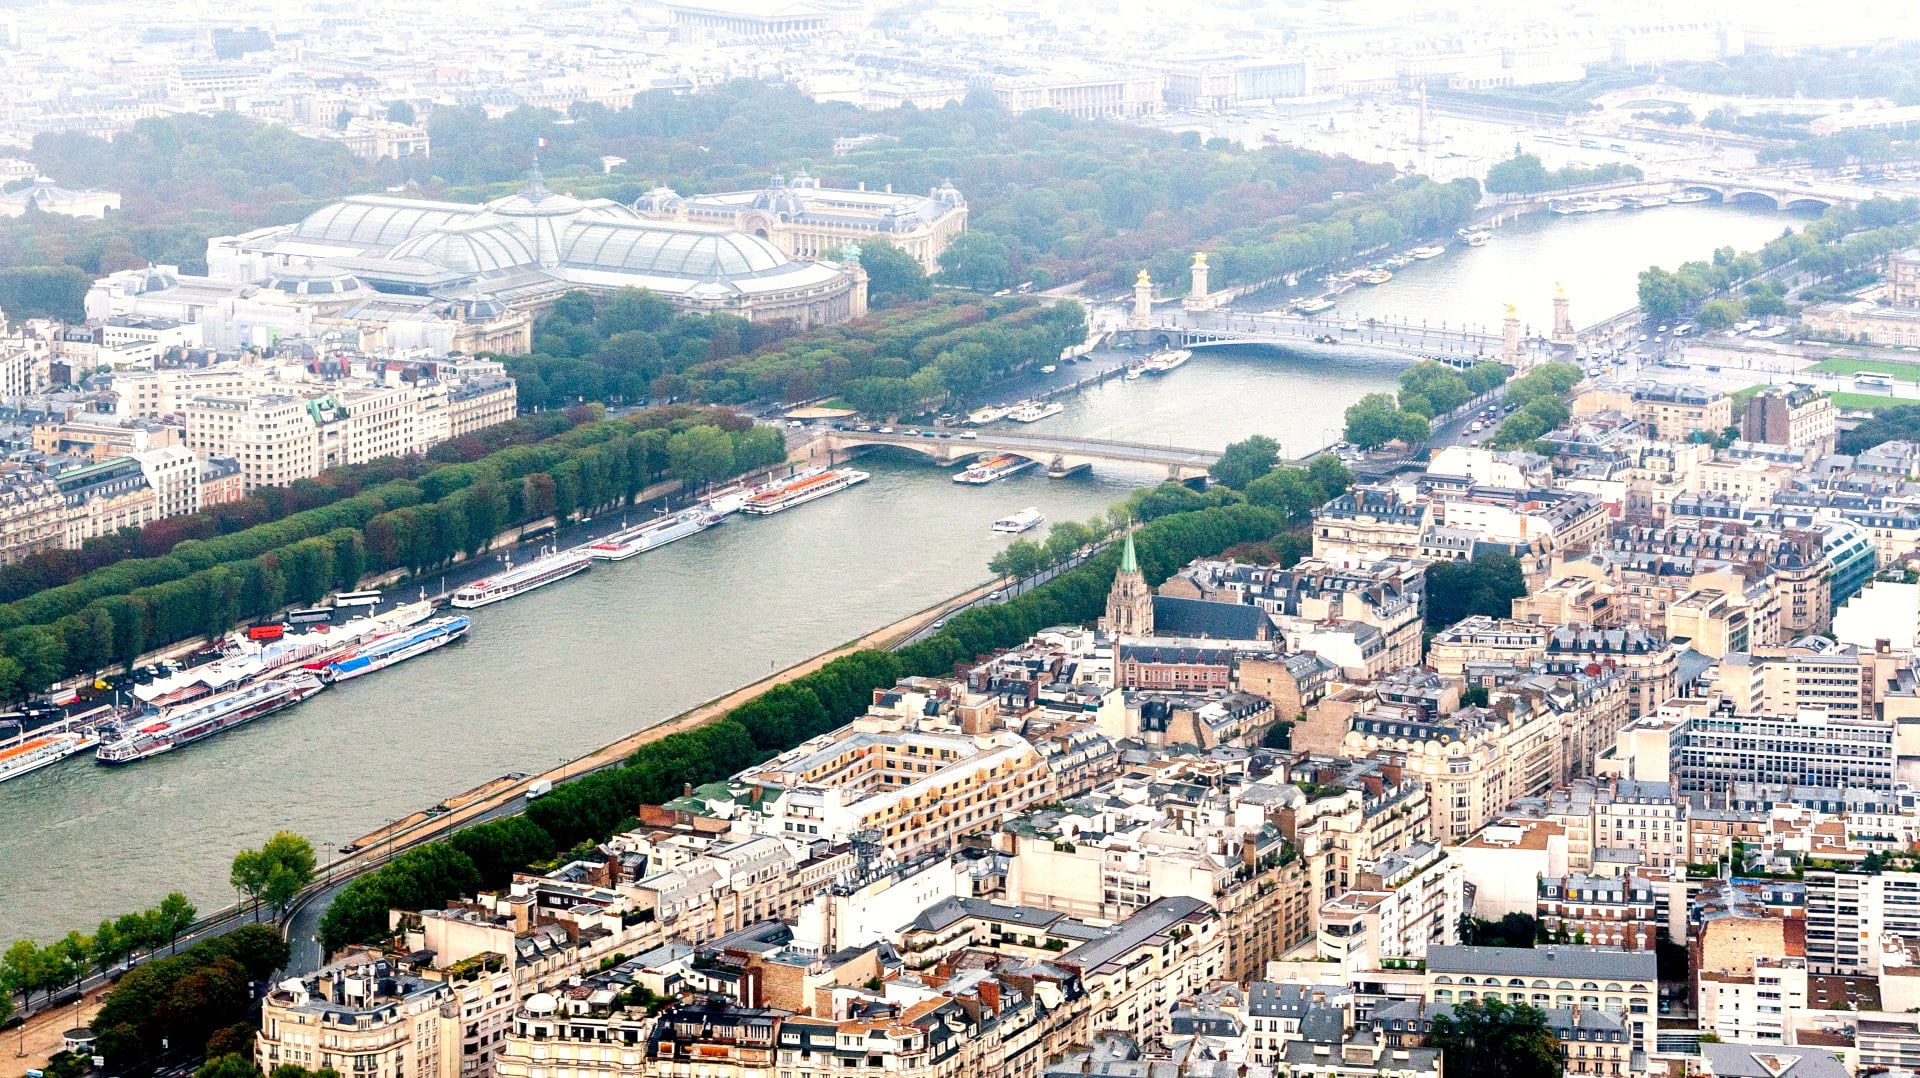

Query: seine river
[0,200,1804,943]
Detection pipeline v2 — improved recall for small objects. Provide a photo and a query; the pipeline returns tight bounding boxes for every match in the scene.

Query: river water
[0,200,1806,943]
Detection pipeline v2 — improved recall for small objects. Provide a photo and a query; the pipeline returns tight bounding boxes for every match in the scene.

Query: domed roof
[750,175,808,220]
[387,221,536,275]
[524,993,557,1016]
[131,267,180,294]
[293,197,477,248]
[490,185,585,218]
[635,185,684,214]
[560,222,791,279]
[934,179,964,207]
[265,262,368,297]
[488,164,585,219]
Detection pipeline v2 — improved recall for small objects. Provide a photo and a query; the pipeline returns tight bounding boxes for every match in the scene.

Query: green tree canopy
[1426,552,1528,628]
[1428,997,1563,1078]
[1209,435,1282,489]
[230,832,317,920]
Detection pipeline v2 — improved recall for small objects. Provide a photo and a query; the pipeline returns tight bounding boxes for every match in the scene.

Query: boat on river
[588,509,721,561]
[1360,268,1394,284]
[1007,400,1064,423]
[1670,191,1711,204]
[1295,296,1337,314]
[0,729,98,784]
[1463,230,1492,247]
[742,468,870,515]
[992,507,1045,534]
[318,616,471,683]
[95,674,326,765]
[450,549,592,609]
[955,455,1037,485]
[1411,245,1446,259]
[1141,348,1192,374]
[967,405,1013,425]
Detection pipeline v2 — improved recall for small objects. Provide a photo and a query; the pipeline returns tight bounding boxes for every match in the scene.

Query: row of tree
[1487,362,1584,448]
[1637,198,1920,322]
[1342,360,1509,451]
[317,497,1293,954]
[1484,153,1642,196]
[1142,176,1484,296]
[0,408,594,607]
[512,287,1089,414]
[89,923,290,1063]
[2,892,197,1025]
[0,405,784,700]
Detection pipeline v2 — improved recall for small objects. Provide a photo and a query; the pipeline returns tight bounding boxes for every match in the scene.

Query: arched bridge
[816,428,1222,480]
[1669,175,1877,211]
[1143,309,1551,369]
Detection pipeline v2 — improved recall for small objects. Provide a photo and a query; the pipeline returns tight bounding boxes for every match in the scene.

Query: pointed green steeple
[1120,522,1138,575]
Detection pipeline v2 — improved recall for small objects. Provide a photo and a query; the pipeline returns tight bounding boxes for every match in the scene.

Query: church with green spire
[1102,525,1154,637]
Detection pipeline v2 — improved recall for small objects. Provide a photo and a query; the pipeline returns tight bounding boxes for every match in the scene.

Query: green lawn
[1829,391,1920,411]
[1730,382,1916,412]
[1807,356,1920,380]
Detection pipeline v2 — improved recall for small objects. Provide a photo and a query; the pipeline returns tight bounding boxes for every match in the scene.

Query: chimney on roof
[684,782,694,798]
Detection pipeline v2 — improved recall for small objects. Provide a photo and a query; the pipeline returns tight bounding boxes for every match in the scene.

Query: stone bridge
[1138,309,1557,370]
[816,428,1222,480]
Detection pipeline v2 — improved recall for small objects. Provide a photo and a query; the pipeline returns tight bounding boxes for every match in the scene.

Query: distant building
[637,171,966,275]
[0,178,119,219]
[1742,385,1836,454]
[206,170,868,329]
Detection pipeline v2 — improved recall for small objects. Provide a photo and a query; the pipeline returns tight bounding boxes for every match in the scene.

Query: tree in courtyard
[231,832,317,921]
[1208,435,1282,489]
[1428,997,1563,1078]
[1425,552,1527,628]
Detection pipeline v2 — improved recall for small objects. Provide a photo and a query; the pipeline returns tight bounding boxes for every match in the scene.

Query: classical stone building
[636,172,967,275]
[203,168,868,332]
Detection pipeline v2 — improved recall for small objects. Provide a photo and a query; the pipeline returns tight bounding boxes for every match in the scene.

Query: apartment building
[1805,867,1920,975]
[1632,382,1733,442]
[1710,641,1873,721]
[1427,617,1548,675]
[1699,955,1808,1044]
[1425,944,1657,1053]
[1059,897,1224,1047]
[1315,842,1462,972]
[133,445,201,519]
[0,475,68,565]
[1743,385,1837,454]
[54,456,160,546]
[256,952,454,1078]
[185,394,323,490]
[740,682,1061,862]
[1159,556,1426,671]
[1603,699,1896,797]
[1001,762,1313,982]
[1344,696,1562,843]
[1536,872,1659,950]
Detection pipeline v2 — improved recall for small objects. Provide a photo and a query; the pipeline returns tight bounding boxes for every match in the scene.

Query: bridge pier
[1047,458,1092,479]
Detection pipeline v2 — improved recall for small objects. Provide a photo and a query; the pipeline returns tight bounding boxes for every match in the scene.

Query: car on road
[960,432,978,439]
[878,426,894,433]
[988,590,1004,600]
